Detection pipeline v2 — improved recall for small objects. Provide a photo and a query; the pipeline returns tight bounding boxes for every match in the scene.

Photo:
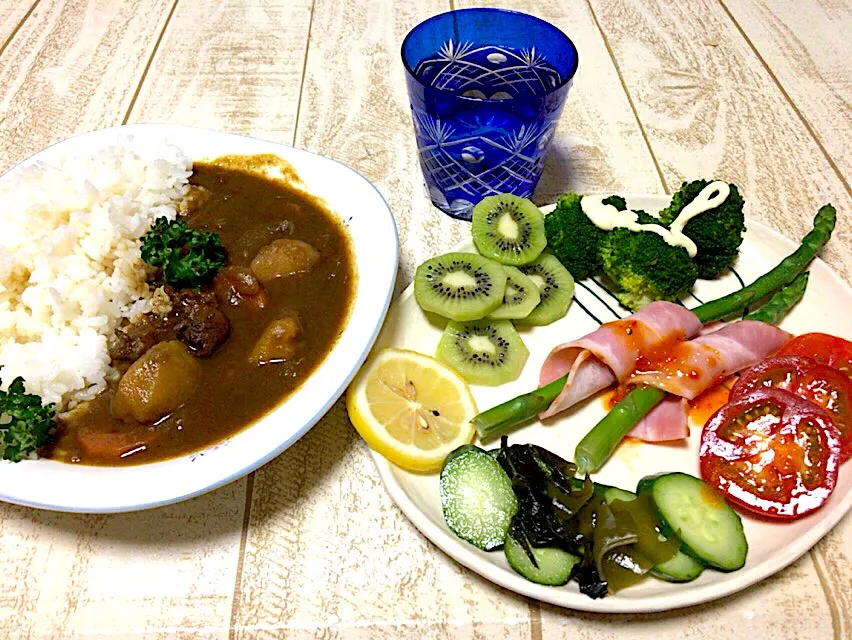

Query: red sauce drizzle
[631,343,724,385]
[688,384,731,426]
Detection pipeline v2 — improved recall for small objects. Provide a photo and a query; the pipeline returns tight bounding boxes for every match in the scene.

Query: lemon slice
[346,348,478,472]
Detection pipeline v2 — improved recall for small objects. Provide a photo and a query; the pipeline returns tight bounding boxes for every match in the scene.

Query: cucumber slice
[440,445,518,551]
[637,472,747,571]
[504,528,578,586]
[650,550,705,582]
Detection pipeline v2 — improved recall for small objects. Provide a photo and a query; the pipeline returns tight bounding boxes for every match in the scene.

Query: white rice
[0,142,192,409]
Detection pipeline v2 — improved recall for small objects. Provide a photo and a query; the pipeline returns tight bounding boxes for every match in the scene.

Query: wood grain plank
[121,2,315,635]
[719,0,852,180]
[0,1,39,53]
[0,0,846,637]
[127,0,312,144]
[811,513,851,638]
[229,1,534,635]
[0,484,245,639]
[0,0,172,171]
[539,554,835,639]
[586,0,851,284]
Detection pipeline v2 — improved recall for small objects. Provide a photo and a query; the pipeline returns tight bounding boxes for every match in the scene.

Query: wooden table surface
[0,0,849,637]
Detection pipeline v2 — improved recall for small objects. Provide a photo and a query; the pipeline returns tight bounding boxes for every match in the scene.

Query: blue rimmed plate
[0,124,398,513]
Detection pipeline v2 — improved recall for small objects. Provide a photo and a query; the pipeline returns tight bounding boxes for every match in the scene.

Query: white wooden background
[0,1,849,638]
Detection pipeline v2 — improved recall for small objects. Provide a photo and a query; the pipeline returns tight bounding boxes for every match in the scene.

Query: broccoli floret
[600,223,698,311]
[658,180,745,279]
[141,217,227,288]
[0,377,56,462]
[602,195,627,211]
[635,210,662,225]
[544,193,626,279]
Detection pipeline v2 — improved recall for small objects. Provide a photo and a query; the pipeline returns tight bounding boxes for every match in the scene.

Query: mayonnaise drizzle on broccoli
[580,181,730,258]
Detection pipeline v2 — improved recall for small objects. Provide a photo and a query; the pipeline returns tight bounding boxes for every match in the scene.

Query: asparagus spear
[572,387,667,475]
[573,272,809,474]
[741,270,809,325]
[473,204,835,442]
[693,205,833,323]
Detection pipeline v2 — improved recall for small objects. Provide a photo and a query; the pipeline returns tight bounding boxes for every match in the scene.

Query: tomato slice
[730,355,852,462]
[700,388,841,519]
[777,333,852,378]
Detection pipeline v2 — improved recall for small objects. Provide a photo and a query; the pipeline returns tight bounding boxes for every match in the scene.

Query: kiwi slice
[517,254,575,326]
[489,266,541,320]
[414,252,507,321]
[472,194,546,266]
[436,319,529,386]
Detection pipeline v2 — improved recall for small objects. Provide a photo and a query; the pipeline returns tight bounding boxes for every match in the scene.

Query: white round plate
[370,194,852,612]
[0,123,398,513]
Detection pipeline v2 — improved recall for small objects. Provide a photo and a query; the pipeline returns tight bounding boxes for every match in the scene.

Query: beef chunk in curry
[47,156,355,465]
[110,287,231,362]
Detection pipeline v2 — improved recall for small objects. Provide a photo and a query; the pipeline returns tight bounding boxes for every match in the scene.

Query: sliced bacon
[628,395,690,442]
[539,302,702,419]
[630,320,791,400]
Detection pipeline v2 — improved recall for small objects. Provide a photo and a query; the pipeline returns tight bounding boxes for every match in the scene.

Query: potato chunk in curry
[251,239,320,281]
[113,341,202,423]
[250,316,302,365]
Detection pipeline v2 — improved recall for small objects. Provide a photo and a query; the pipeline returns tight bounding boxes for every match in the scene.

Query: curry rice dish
[0,148,355,465]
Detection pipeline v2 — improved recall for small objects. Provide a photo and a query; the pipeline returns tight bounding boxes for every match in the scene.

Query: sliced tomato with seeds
[730,355,852,462]
[700,388,841,520]
[777,333,852,378]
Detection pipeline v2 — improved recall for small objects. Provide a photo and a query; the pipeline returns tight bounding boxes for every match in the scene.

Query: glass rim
[400,7,580,102]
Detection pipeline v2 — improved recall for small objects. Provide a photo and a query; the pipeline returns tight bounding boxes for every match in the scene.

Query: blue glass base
[402,9,578,220]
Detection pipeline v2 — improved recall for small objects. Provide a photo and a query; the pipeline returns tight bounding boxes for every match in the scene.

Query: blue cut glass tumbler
[401,8,579,220]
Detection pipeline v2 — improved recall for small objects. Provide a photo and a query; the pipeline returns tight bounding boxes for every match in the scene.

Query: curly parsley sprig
[0,376,56,462]
[140,217,227,288]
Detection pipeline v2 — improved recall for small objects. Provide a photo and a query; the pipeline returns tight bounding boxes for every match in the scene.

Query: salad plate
[369,194,852,613]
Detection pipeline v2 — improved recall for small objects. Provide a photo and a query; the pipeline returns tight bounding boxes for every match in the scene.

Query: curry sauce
[48,156,355,465]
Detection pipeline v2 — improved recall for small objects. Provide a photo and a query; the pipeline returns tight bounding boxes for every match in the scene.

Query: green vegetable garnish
[140,217,227,288]
[473,204,835,444]
[599,223,698,311]
[658,180,746,279]
[544,193,626,280]
[0,376,56,462]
